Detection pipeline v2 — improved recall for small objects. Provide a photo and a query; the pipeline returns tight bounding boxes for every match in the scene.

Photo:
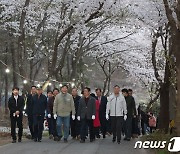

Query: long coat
[93,100,101,127]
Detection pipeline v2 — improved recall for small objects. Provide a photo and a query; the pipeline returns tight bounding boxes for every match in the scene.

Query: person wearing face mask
[8,87,25,143]
[53,85,75,143]
[106,85,127,144]
[77,87,96,143]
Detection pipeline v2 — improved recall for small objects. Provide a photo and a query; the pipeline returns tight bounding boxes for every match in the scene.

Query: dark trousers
[125,116,133,139]
[111,116,124,142]
[94,127,100,138]
[33,115,44,140]
[70,118,81,138]
[10,115,23,140]
[28,115,34,138]
[132,117,139,135]
[99,117,107,136]
[80,118,94,140]
[47,117,57,137]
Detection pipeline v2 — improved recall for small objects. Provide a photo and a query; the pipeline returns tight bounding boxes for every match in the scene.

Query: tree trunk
[158,63,170,133]
[174,30,180,136]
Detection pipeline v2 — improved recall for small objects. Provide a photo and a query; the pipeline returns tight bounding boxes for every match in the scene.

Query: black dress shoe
[38,139,41,142]
[90,139,94,142]
[18,139,22,142]
[12,140,16,143]
[80,139,85,143]
[117,141,121,144]
[34,138,37,142]
[112,139,116,143]
[103,135,106,139]
[64,139,68,143]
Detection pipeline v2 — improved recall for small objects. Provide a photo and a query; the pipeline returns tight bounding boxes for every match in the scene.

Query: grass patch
[141,130,173,154]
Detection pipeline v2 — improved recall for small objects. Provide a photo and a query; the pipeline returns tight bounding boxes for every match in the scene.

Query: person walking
[95,88,108,138]
[26,86,37,139]
[106,85,127,144]
[128,89,140,138]
[8,87,25,143]
[77,87,96,143]
[53,85,75,143]
[32,86,47,142]
[122,89,137,141]
[47,88,59,140]
[70,88,81,140]
[91,93,101,139]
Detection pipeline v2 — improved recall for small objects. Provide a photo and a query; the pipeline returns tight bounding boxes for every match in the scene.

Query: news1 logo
[134,137,180,152]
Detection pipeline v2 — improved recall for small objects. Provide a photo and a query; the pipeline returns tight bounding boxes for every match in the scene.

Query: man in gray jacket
[77,87,96,143]
[106,85,127,144]
[53,85,75,142]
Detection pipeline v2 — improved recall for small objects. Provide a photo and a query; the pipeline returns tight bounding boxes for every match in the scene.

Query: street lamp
[23,80,28,84]
[5,68,10,73]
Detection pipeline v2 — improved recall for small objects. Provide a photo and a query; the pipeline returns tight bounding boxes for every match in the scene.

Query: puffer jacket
[106,93,127,116]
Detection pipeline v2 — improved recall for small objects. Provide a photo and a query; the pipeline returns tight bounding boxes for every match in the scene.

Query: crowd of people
[8,85,157,144]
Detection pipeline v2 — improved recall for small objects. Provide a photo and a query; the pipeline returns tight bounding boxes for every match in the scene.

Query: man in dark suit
[70,88,81,139]
[26,85,37,139]
[77,87,96,143]
[8,87,25,143]
[95,88,108,138]
[32,86,47,142]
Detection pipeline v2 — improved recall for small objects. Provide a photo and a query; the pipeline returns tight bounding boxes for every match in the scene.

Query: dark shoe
[18,139,22,142]
[57,136,62,141]
[54,136,59,141]
[117,141,121,144]
[80,139,85,143]
[34,138,37,142]
[112,139,116,143]
[64,139,68,143]
[123,137,127,141]
[49,135,53,139]
[126,138,131,141]
[12,140,16,143]
[90,139,94,142]
[38,139,41,142]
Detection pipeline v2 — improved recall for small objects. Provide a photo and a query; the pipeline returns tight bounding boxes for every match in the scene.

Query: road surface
[0,136,148,154]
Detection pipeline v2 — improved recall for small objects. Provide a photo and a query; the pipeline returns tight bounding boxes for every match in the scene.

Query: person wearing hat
[32,86,47,142]
[53,85,75,143]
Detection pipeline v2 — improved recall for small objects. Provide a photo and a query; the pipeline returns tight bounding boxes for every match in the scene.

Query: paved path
[0,136,148,154]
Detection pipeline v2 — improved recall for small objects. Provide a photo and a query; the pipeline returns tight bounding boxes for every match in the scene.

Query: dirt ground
[0,132,12,146]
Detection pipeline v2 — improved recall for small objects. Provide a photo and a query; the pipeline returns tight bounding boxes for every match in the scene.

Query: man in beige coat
[53,85,75,142]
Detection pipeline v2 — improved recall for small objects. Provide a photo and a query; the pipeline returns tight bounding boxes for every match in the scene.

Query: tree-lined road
[0,136,148,154]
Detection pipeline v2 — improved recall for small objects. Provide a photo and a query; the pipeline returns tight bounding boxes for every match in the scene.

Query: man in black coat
[26,86,37,139]
[77,87,96,143]
[32,86,47,142]
[122,89,137,141]
[8,87,25,143]
[47,88,59,140]
[70,88,81,139]
[95,88,107,138]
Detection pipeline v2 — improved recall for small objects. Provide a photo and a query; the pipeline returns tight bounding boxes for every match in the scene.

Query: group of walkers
[8,84,156,144]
